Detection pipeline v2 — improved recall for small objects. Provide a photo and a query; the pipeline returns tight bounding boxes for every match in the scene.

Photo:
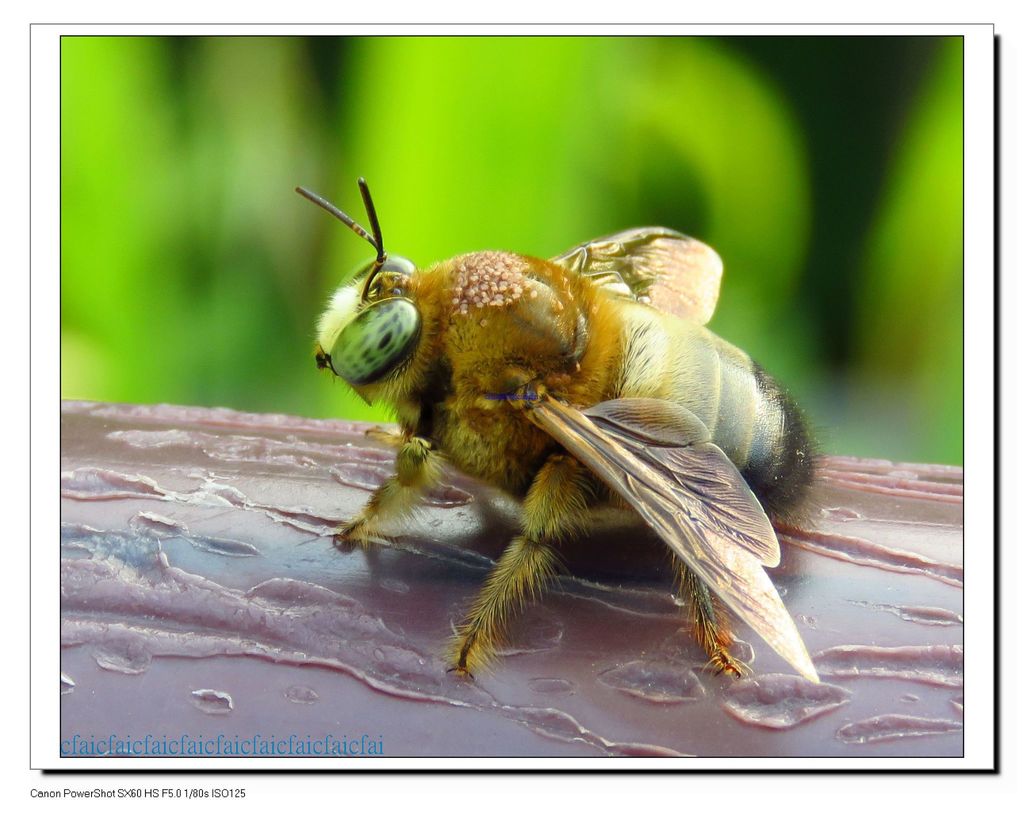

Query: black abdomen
[740,362,815,520]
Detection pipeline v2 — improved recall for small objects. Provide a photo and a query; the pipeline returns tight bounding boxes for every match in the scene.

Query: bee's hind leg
[449,453,592,677]
[678,562,749,677]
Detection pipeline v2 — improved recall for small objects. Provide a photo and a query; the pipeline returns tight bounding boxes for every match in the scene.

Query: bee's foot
[445,664,475,681]
[332,520,377,551]
[705,650,750,678]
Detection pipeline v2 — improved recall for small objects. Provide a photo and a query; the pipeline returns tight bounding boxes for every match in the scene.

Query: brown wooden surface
[60,400,964,759]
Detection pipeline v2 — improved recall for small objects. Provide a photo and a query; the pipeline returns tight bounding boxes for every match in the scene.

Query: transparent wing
[529,396,818,683]
[550,227,723,325]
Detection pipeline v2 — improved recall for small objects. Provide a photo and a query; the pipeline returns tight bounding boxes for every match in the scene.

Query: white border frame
[32,23,995,772]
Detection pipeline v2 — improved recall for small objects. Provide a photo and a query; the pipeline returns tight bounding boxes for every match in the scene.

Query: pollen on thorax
[450,251,532,315]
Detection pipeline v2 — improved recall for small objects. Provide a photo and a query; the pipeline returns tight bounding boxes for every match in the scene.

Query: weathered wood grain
[60,400,964,759]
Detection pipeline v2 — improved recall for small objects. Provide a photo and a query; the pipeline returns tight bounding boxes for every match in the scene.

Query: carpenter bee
[298,179,819,683]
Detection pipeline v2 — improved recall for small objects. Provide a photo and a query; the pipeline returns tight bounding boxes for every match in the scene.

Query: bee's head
[299,180,422,398]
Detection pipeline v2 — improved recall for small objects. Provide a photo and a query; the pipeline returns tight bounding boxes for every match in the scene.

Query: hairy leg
[335,435,441,547]
[678,562,748,676]
[450,453,592,675]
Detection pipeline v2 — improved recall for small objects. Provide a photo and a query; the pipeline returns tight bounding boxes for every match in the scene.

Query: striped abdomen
[614,306,814,519]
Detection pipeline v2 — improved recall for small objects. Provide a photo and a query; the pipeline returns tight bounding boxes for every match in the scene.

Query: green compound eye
[330,298,421,386]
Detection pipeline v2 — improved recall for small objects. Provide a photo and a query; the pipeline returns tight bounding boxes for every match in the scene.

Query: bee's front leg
[449,452,593,676]
[335,435,441,548]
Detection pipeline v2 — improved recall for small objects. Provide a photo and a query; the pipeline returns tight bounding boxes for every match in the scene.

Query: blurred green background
[60,36,963,465]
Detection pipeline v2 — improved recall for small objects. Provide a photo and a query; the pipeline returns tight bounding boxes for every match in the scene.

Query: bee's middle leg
[678,562,749,677]
[450,453,592,676]
[335,435,440,548]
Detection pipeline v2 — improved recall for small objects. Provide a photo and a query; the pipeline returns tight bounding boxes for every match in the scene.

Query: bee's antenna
[295,185,380,254]
[357,177,386,267]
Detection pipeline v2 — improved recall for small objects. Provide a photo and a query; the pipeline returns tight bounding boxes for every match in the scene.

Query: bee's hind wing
[550,227,723,325]
[528,396,818,683]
